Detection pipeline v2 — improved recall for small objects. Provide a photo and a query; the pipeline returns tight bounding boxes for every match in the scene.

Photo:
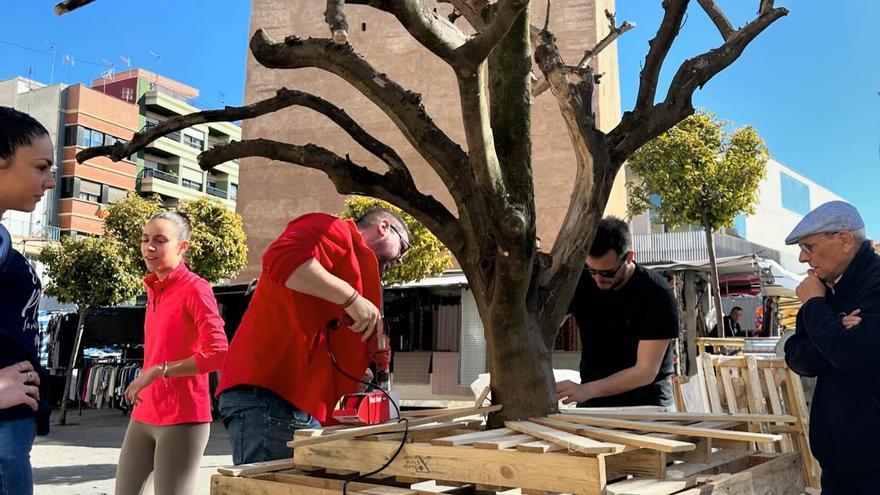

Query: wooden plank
[430,428,513,446]
[604,448,667,479]
[783,369,821,488]
[742,355,775,453]
[472,434,536,450]
[211,474,377,495]
[701,352,723,413]
[473,386,491,408]
[255,473,421,495]
[719,366,739,413]
[713,356,787,368]
[605,477,695,495]
[665,449,757,479]
[516,440,564,453]
[676,452,804,495]
[668,436,711,464]
[763,367,794,453]
[217,458,297,477]
[505,420,624,455]
[288,405,501,448]
[550,414,783,443]
[562,411,796,424]
[529,417,694,453]
[400,405,495,418]
[294,438,606,495]
[364,421,481,442]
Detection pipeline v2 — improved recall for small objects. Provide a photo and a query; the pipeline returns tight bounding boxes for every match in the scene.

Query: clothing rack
[75,357,143,417]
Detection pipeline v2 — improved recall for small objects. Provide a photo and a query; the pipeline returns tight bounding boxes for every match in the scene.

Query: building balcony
[144,89,200,118]
[206,186,227,199]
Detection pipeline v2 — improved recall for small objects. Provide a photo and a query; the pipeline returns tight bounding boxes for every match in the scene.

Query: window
[733,214,747,237]
[89,129,104,148]
[77,127,91,148]
[183,130,205,151]
[78,179,102,203]
[230,183,238,201]
[106,186,128,204]
[181,178,202,191]
[64,125,78,146]
[780,172,810,215]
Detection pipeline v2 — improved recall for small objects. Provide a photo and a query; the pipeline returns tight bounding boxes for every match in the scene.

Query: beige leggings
[115,419,211,495]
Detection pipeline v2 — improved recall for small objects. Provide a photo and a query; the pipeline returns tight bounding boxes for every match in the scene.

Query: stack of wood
[212,403,807,495]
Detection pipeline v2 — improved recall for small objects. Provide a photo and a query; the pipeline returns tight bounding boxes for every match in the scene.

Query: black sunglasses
[586,256,627,278]
[389,223,411,259]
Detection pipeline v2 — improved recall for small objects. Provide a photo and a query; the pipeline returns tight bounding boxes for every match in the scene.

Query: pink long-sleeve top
[131,262,228,425]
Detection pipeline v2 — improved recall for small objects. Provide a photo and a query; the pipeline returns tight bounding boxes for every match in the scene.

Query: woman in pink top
[115,211,228,495]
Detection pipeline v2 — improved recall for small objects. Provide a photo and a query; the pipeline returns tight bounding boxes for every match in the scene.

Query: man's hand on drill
[344,293,383,342]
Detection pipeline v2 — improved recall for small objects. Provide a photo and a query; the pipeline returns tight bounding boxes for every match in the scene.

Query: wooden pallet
[212,407,805,495]
[691,353,820,488]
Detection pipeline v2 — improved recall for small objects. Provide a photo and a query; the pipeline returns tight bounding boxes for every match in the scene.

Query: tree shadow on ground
[33,463,118,485]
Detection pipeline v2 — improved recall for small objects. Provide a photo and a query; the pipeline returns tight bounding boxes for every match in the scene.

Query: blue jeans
[0,416,36,495]
[218,386,320,465]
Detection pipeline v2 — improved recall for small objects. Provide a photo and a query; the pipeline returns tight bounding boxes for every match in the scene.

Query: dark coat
[785,241,880,474]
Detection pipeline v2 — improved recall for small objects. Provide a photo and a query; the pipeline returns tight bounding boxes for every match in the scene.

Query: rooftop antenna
[62,54,75,84]
[148,50,161,87]
[100,59,115,93]
[119,55,132,74]
[44,39,56,85]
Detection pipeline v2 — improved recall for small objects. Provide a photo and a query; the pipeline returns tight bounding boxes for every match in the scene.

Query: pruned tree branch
[532,10,634,97]
[459,0,529,65]
[250,30,471,205]
[76,88,413,185]
[200,139,462,251]
[696,0,734,41]
[759,0,774,14]
[54,0,95,15]
[608,6,788,165]
[388,0,469,61]
[634,0,688,111]
[326,0,350,44]
[437,0,488,30]
[532,29,616,338]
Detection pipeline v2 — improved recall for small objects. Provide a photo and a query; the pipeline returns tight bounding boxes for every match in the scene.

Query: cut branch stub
[325,0,350,44]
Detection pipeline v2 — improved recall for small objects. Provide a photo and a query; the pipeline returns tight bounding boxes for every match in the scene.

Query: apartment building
[630,158,847,273]
[58,84,141,236]
[0,77,65,254]
[92,69,240,211]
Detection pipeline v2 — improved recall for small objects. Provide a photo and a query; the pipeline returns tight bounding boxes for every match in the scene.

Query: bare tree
[62,0,787,424]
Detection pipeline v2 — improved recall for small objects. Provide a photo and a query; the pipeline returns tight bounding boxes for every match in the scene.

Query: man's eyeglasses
[586,256,626,279]
[798,232,837,255]
[389,223,411,260]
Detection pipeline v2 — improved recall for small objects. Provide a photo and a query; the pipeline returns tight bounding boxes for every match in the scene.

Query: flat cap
[785,200,864,245]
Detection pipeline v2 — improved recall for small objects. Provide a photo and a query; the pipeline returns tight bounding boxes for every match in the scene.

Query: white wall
[743,158,844,265]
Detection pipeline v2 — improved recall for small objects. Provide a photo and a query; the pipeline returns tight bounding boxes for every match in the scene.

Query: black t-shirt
[568,263,679,407]
[0,232,50,435]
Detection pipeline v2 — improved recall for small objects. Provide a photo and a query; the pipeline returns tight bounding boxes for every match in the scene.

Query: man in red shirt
[217,208,411,465]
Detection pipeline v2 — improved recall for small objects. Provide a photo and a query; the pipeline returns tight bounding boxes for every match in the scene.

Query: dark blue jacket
[785,241,880,474]
[0,226,50,435]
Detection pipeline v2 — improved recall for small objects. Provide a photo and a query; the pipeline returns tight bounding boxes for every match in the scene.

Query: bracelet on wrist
[341,288,359,309]
[161,361,169,381]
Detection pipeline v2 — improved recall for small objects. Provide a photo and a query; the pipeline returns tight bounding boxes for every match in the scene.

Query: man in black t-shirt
[710,306,744,337]
[557,217,680,408]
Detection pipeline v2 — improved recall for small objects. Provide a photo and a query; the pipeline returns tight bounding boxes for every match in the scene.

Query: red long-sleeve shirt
[132,262,228,425]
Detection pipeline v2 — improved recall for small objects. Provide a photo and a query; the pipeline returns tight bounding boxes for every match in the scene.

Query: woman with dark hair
[114,210,228,495]
[0,106,56,495]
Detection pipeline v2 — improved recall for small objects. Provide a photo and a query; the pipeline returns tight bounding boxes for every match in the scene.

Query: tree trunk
[485,302,557,427]
[704,226,725,338]
[58,309,87,425]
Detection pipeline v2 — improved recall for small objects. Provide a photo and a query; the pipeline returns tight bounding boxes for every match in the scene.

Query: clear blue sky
[2,2,877,236]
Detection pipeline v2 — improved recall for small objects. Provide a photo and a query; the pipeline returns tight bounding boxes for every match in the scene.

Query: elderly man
[783,201,880,494]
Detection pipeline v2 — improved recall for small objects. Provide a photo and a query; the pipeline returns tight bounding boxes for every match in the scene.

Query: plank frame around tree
[288,405,502,448]
[528,417,695,453]
[293,439,607,495]
[505,420,625,455]
[550,414,783,443]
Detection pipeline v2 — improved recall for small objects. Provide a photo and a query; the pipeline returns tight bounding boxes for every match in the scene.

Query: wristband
[341,289,359,309]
